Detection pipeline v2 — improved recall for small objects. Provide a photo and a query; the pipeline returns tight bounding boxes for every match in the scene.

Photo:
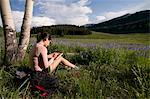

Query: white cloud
[105,10,128,20]
[0,11,56,31]
[67,16,89,25]
[1,0,92,30]
[1,0,149,27]
[129,0,150,13]
[96,0,150,23]
[77,0,89,6]
[36,0,92,25]
[96,16,106,22]
[96,10,128,23]
[12,11,24,31]
[32,16,55,27]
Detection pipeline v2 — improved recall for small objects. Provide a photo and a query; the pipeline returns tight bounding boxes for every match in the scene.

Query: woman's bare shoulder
[36,43,47,51]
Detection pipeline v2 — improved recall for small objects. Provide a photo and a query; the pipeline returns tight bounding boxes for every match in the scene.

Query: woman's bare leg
[50,57,76,72]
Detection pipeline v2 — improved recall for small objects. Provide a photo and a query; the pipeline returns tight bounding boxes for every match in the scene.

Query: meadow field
[0,32,150,98]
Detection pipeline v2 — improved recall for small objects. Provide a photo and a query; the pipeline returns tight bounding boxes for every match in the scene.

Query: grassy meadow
[0,32,150,98]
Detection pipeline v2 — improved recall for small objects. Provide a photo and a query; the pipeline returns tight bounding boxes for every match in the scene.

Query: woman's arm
[47,53,54,58]
[41,47,53,69]
[48,52,60,59]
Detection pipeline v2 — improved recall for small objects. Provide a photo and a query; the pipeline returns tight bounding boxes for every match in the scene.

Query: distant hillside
[31,24,92,36]
[87,10,150,33]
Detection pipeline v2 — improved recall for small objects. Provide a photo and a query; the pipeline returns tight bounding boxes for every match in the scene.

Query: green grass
[59,32,150,45]
[0,44,150,98]
[0,32,150,98]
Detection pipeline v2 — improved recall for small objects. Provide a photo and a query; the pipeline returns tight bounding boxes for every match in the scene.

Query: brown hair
[37,32,51,43]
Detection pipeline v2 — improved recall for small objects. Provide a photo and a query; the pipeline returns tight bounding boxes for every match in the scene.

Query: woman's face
[44,38,51,47]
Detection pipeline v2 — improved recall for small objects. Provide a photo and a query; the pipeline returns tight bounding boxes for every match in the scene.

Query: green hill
[87,10,150,33]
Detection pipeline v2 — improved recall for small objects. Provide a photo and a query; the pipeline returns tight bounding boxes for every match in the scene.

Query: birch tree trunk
[16,0,34,60]
[0,0,17,65]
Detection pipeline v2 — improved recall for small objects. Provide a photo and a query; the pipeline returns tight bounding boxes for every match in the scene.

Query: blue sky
[0,0,150,31]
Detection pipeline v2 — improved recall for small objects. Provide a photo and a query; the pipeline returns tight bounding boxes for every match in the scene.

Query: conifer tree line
[31,25,92,36]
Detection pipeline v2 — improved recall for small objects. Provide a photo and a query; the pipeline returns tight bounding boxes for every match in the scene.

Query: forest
[30,25,92,36]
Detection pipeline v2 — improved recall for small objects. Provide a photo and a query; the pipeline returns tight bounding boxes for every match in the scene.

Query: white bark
[0,0,15,30]
[0,0,17,65]
[17,0,34,60]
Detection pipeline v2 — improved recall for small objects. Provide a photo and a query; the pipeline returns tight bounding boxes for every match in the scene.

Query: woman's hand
[53,52,60,59]
[48,52,60,59]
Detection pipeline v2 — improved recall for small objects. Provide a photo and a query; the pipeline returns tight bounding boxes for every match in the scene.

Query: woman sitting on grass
[29,32,79,73]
